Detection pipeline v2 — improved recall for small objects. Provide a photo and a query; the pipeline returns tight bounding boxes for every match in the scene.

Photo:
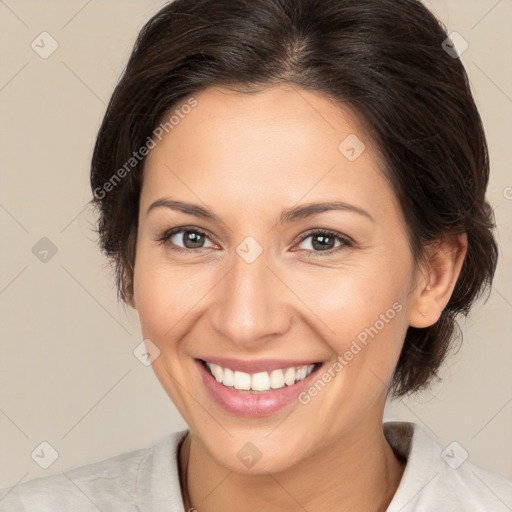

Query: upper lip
[197,357,321,374]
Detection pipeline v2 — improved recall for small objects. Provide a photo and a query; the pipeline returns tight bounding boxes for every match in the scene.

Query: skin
[131,85,467,512]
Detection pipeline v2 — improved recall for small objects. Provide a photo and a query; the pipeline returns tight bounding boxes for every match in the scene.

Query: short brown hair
[90,0,498,397]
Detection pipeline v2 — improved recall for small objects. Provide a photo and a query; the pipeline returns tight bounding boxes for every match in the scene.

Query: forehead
[141,85,400,227]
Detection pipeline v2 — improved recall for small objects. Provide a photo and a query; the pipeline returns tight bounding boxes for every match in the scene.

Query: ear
[408,233,468,328]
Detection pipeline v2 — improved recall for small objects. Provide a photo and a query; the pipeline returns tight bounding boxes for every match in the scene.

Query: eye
[156,226,217,253]
[294,229,352,256]
[156,226,352,257]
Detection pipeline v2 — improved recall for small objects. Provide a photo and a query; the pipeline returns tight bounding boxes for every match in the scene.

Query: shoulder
[385,421,512,512]
[0,429,189,512]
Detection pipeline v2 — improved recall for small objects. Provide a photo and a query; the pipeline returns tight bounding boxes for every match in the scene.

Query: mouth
[198,359,323,393]
[195,358,325,416]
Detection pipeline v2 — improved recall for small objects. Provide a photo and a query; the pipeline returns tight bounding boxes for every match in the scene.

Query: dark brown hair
[90,0,498,397]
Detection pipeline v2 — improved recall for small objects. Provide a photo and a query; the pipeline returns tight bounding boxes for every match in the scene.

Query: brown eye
[310,233,337,251]
[180,230,206,249]
[157,226,217,252]
[295,229,351,256]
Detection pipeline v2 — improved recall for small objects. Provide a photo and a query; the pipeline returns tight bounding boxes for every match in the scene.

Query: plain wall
[0,0,511,487]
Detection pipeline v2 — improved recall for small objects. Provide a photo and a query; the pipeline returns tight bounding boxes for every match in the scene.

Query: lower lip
[195,359,322,417]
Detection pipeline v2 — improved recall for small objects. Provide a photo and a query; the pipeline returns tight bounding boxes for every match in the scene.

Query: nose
[209,248,292,348]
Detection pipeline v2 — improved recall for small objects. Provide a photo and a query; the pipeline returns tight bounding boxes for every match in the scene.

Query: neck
[179,418,405,512]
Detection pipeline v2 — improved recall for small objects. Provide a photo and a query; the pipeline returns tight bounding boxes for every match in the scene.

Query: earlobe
[408,282,435,328]
[408,233,468,328]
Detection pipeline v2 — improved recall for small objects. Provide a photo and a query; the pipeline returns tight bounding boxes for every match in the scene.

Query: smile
[204,361,318,392]
[195,358,324,417]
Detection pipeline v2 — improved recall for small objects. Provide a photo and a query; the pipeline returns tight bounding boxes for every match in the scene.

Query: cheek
[133,250,181,337]
[132,255,205,402]
[288,257,412,373]
[133,251,214,342]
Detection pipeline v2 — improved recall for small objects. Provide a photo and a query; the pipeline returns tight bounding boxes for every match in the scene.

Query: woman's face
[133,85,422,473]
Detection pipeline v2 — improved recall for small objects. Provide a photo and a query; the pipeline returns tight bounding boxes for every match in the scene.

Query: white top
[1,422,511,511]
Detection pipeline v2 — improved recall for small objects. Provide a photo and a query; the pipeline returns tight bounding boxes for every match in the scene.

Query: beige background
[0,0,511,489]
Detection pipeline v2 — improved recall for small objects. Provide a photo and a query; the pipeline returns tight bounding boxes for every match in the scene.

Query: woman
[1,0,511,510]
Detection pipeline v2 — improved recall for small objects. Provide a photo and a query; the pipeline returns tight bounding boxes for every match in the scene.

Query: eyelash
[155,226,352,257]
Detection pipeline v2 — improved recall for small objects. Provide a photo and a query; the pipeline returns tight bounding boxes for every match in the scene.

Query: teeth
[284,367,296,386]
[251,371,270,391]
[270,369,285,389]
[223,367,234,387]
[233,370,251,390]
[210,363,223,382]
[205,362,316,392]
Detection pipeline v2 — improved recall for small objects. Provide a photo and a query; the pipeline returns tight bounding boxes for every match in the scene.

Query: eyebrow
[146,199,374,223]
